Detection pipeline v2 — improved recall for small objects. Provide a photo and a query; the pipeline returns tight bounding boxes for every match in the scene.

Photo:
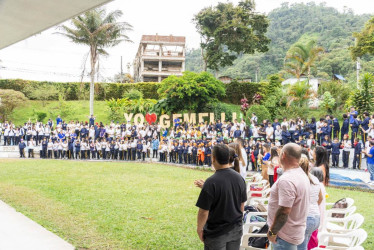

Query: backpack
[243,205,258,223]
[332,198,348,218]
[248,224,269,249]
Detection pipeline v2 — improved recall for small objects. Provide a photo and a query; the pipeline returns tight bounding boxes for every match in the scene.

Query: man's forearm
[197,208,209,231]
[270,207,290,234]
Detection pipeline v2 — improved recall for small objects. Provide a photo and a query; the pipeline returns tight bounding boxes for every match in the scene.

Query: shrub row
[0,79,265,104]
[0,79,161,101]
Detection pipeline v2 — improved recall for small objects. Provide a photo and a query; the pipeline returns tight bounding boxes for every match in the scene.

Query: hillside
[186,2,373,81]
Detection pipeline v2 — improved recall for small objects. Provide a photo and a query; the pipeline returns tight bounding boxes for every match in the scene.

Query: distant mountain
[186,2,373,82]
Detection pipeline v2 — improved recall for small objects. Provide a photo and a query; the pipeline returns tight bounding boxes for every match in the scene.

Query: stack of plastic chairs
[240,173,270,249]
[315,197,367,249]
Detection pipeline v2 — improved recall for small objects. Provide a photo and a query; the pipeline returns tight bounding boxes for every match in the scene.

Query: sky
[0,0,373,82]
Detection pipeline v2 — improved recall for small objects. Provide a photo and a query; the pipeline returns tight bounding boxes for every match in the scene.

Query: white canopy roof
[0,0,113,49]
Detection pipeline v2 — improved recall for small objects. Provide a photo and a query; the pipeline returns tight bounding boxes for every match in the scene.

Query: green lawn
[0,159,372,249]
[10,100,111,126]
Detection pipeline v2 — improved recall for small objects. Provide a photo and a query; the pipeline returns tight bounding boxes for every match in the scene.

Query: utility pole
[355,38,360,89]
[120,56,123,76]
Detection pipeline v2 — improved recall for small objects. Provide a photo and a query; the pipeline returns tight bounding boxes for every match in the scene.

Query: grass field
[10,100,111,126]
[0,159,372,249]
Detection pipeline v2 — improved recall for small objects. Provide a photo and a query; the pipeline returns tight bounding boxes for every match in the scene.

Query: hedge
[0,79,161,101]
[0,79,267,104]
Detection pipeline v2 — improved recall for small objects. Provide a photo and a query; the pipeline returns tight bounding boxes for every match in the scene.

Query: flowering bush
[240,96,249,116]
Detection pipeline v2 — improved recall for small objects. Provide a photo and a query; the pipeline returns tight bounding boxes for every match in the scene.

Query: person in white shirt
[266,123,274,142]
[274,125,282,141]
[28,138,35,158]
[342,134,352,168]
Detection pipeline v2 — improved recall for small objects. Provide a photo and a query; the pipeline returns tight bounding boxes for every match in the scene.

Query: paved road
[0,200,74,250]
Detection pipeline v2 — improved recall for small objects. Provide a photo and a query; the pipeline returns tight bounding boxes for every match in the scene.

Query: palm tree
[286,80,315,107]
[57,9,132,115]
[284,40,323,80]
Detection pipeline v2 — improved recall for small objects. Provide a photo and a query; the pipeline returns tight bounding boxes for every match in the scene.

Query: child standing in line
[331,138,341,168]
[142,141,148,161]
[75,140,81,159]
[48,139,53,159]
[342,134,351,168]
[353,137,362,169]
[159,141,164,162]
[53,140,59,159]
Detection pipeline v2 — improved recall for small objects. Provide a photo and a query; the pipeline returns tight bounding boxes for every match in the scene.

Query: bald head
[281,143,302,162]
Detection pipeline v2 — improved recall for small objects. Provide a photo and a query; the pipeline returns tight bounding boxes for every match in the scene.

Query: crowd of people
[1,107,374,179]
[195,141,371,249]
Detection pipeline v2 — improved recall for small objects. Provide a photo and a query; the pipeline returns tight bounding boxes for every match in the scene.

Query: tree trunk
[90,46,96,116]
[201,47,207,72]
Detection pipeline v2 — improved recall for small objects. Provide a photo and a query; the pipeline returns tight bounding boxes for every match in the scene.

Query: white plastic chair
[325,205,357,219]
[243,212,268,234]
[318,228,367,249]
[324,213,364,233]
[326,197,354,209]
[248,189,270,208]
[240,221,268,250]
[246,175,264,189]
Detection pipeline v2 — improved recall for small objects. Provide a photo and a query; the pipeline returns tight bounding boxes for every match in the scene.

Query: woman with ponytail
[298,155,323,250]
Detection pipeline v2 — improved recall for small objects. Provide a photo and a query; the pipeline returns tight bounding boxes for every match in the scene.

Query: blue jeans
[297,215,320,250]
[273,236,297,250]
[368,163,374,181]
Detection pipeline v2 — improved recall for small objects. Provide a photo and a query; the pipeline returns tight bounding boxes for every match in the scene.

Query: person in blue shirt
[349,107,358,124]
[331,138,341,168]
[332,116,340,139]
[205,142,212,166]
[183,142,189,164]
[360,112,370,145]
[216,120,222,133]
[309,117,317,139]
[191,143,198,165]
[75,140,81,159]
[281,126,291,145]
[56,115,62,126]
[89,115,96,127]
[363,140,374,183]
[233,129,241,138]
[350,114,360,145]
[19,139,26,158]
[341,114,349,141]
[353,138,362,169]
[178,143,184,164]
[152,138,159,158]
[136,140,143,160]
[322,135,332,163]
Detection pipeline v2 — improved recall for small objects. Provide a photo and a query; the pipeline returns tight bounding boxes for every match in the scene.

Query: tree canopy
[351,17,374,59]
[193,0,270,71]
[0,89,28,122]
[157,71,226,112]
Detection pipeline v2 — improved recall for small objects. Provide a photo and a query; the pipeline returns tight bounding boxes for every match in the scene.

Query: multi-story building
[133,34,186,82]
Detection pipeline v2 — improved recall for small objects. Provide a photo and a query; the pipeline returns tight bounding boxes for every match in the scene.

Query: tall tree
[284,40,323,80]
[57,9,132,115]
[193,0,270,71]
[350,17,374,59]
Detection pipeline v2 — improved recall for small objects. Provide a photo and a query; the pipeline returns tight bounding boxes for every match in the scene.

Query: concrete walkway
[0,200,74,250]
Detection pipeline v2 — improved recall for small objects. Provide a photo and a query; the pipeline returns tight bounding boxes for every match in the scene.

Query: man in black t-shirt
[196,144,247,250]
